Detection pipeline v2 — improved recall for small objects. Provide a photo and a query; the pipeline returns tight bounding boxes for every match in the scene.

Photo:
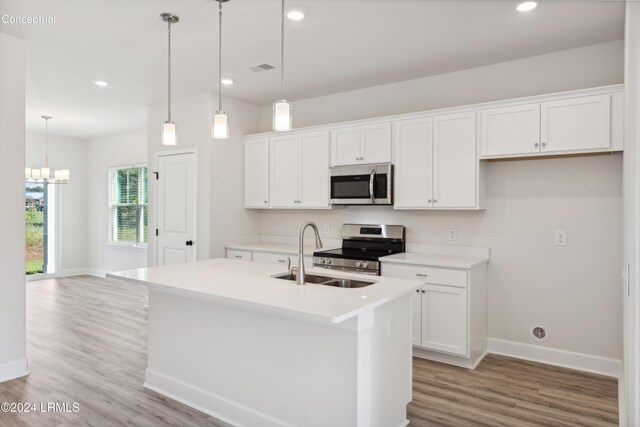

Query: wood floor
[0,276,618,427]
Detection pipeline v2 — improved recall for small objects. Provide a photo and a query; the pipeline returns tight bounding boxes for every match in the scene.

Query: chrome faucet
[297,222,323,285]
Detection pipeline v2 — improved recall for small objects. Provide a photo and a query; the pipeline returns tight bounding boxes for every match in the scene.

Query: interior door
[432,112,477,208]
[156,152,196,265]
[270,135,300,207]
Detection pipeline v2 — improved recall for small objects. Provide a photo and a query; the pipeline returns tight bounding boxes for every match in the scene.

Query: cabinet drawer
[226,249,252,261]
[253,251,295,266]
[381,263,467,287]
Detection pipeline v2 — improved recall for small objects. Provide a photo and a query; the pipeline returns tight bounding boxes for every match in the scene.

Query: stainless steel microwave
[330,164,393,205]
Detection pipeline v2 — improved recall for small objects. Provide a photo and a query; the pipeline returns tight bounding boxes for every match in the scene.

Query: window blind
[108,165,148,245]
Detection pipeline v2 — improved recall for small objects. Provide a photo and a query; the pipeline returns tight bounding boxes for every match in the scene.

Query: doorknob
[186,240,193,246]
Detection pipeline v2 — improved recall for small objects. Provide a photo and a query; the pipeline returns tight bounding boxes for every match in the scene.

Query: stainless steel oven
[330,164,393,205]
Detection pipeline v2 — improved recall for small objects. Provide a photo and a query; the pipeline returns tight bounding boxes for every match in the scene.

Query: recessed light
[93,80,109,87]
[286,10,305,21]
[221,78,234,86]
[516,1,538,12]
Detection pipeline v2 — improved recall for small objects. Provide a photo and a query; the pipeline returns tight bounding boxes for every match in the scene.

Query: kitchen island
[108,258,422,427]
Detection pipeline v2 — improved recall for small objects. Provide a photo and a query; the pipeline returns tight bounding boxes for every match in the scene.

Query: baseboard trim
[0,358,29,383]
[487,338,622,378]
[413,347,487,369]
[144,369,293,427]
[60,268,108,278]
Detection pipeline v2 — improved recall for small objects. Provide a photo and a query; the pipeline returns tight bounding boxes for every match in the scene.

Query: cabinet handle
[415,289,420,293]
[416,273,428,277]
[278,259,286,263]
[541,142,547,148]
[264,200,268,204]
[433,199,437,203]
[234,255,242,258]
[534,143,539,148]
[427,199,432,203]
[422,289,426,293]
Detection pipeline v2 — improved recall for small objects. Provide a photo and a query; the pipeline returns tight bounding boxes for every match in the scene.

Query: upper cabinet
[480,104,540,156]
[480,89,622,159]
[540,95,610,153]
[394,112,480,210]
[330,122,392,166]
[244,138,270,208]
[269,131,330,209]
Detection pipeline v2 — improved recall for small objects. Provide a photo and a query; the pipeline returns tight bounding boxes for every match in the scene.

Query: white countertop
[108,258,421,324]
[380,252,488,269]
[226,242,337,256]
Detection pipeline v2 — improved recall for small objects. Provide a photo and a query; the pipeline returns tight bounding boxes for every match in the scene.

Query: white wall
[86,129,148,274]
[0,33,28,382]
[26,132,87,274]
[147,92,261,266]
[259,40,624,130]
[250,40,625,361]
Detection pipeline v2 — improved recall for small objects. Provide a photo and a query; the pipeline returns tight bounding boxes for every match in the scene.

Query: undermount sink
[271,272,375,288]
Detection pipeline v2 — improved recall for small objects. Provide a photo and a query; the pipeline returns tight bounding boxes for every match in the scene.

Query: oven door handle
[369,169,376,204]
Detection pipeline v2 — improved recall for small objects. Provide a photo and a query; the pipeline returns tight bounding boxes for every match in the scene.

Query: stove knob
[355,261,363,268]
[319,258,326,264]
[362,262,369,269]
[326,258,332,264]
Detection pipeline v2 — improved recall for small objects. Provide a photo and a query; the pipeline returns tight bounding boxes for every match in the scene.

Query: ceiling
[0,0,624,139]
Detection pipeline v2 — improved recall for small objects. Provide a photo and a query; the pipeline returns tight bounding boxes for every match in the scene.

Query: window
[109,165,148,245]
[25,183,56,275]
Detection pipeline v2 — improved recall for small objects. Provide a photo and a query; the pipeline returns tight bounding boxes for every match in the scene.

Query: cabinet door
[432,112,477,208]
[360,122,392,164]
[541,95,611,153]
[412,288,422,346]
[330,126,361,166]
[270,135,300,207]
[480,104,540,156]
[422,284,468,356]
[244,139,270,208]
[393,118,433,208]
[300,131,330,208]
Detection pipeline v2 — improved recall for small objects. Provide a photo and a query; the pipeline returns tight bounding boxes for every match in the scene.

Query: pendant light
[25,116,69,184]
[273,0,292,131]
[161,13,179,146]
[212,0,230,139]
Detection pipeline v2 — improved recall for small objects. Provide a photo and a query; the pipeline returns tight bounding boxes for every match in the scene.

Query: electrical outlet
[324,224,330,235]
[273,222,279,233]
[388,318,396,340]
[448,228,457,241]
[555,230,567,246]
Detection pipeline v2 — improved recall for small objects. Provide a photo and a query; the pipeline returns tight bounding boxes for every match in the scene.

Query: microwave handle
[369,169,376,204]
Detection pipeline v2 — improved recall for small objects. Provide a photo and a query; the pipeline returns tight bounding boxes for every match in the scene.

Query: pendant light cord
[218,0,223,112]
[44,117,49,167]
[280,0,285,100]
[167,20,172,122]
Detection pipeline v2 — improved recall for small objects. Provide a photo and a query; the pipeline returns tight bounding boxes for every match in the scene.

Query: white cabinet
[541,94,611,153]
[421,284,467,356]
[330,122,392,166]
[480,93,616,158]
[252,251,313,268]
[270,131,330,209]
[226,249,252,261]
[381,260,487,369]
[244,138,270,208]
[432,113,477,208]
[480,103,541,157]
[394,112,479,209]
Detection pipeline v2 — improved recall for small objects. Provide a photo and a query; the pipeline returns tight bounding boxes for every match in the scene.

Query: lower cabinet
[382,261,487,369]
[226,248,313,268]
